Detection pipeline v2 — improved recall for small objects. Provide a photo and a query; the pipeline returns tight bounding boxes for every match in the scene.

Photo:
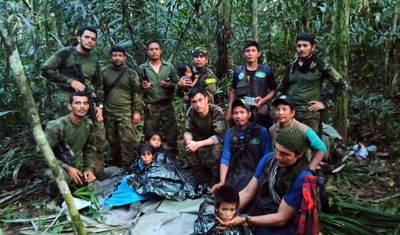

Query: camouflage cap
[192,47,208,57]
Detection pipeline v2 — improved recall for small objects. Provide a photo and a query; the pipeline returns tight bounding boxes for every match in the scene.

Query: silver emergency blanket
[127,152,202,201]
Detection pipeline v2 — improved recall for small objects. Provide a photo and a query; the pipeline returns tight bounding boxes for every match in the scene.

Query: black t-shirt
[232,67,277,91]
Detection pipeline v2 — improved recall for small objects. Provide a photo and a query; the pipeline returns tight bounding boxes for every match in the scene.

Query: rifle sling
[104,67,128,98]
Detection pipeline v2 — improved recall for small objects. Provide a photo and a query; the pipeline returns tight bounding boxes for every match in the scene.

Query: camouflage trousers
[104,113,137,167]
[53,91,106,179]
[178,139,222,185]
[295,110,321,133]
[143,101,178,156]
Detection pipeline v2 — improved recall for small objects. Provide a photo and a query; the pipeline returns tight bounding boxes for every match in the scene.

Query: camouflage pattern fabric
[178,140,222,185]
[143,101,178,156]
[295,110,321,133]
[104,114,137,167]
[193,66,217,103]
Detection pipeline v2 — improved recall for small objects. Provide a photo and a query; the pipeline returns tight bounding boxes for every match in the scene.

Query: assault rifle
[52,143,74,166]
[72,64,98,124]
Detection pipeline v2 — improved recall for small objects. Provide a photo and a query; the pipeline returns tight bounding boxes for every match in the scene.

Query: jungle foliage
[0,0,399,234]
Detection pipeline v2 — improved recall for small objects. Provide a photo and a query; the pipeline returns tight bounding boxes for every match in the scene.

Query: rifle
[52,143,74,166]
[72,64,98,124]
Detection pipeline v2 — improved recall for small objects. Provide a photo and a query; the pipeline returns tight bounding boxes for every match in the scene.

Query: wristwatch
[97,103,104,109]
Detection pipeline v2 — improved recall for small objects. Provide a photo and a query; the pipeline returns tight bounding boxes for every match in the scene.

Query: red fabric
[297,175,319,235]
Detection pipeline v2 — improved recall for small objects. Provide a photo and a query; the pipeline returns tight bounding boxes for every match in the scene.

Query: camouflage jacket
[184,104,226,143]
[41,46,103,103]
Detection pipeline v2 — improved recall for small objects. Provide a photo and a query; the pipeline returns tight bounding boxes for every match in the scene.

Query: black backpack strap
[316,168,330,213]
[104,67,128,98]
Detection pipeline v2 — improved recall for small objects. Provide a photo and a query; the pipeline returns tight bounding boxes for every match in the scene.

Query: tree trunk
[384,0,400,97]
[252,0,258,41]
[331,0,349,145]
[216,0,232,80]
[0,15,87,235]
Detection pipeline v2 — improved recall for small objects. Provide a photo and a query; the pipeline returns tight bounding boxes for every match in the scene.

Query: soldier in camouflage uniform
[102,46,142,167]
[139,39,179,156]
[178,47,218,103]
[278,32,347,132]
[41,26,106,179]
[44,92,96,192]
[178,87,226,185]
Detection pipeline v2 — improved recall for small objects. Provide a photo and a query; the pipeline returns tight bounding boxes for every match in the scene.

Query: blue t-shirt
[220,125,273,166]
[254,153,312,210]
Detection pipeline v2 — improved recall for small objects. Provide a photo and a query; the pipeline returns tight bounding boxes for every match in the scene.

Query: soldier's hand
[308,100,325,112]
[161,80,171,88]
[83,171,96,183]
[254,96,263,108]
[185,140,199,152]
[96,107,103,122]
[142,81,151,89]
[132,113,141,124]
[71,80,85,91]
[178,76,193,87]
[67,167,84,185]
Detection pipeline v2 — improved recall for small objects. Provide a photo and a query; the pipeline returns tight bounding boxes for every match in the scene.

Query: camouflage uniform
[278,55,347,132]
[178,104,226,185]
[139,59,179,156]
[41,46,106,178]
[44,115,96,192]
[192,47,218,103]
[101,65,142,167]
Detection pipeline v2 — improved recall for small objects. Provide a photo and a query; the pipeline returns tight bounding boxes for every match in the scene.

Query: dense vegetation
[0,0,399,234]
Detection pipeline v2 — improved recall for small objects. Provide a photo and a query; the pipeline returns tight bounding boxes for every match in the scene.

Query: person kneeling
[218,127,314,235]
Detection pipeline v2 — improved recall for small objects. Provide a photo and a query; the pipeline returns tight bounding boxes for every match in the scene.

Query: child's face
[147,135,161,148]
[216,202,237,222]
[185,65,193,78]
[140,150,154,165]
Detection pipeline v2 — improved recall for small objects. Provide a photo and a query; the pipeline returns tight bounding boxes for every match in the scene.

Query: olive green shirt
[139,59,178,104]
[44,115,96,173]
[101,65,142,115]
[279,56,347,111]
[184,104,226,143]
[41,46,103,103]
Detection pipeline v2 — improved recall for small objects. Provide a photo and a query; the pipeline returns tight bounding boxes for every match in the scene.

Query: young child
[137,144,156,169]
[178,63,198,102]
[144,130,170,164]
[193,185,253,235]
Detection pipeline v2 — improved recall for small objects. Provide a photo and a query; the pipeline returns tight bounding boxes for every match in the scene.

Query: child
[193,185,253,235]
[137,144,156,169]
[178,63,198,102]
[144,130,170,164]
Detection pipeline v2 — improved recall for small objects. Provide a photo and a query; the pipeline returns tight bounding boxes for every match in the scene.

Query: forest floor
[0,135,399,234]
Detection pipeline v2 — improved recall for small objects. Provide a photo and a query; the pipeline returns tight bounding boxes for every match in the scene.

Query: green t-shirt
[45,115,96,172]
[101,64,142,115]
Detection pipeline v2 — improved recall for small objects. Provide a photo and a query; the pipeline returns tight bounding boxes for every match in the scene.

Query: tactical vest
[248,157,281,216]
[235,64,271,98]
[227,123,263,184]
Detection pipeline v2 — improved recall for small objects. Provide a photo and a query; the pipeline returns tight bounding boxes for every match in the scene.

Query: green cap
[276,127,309,154]
[192,47,208,57]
